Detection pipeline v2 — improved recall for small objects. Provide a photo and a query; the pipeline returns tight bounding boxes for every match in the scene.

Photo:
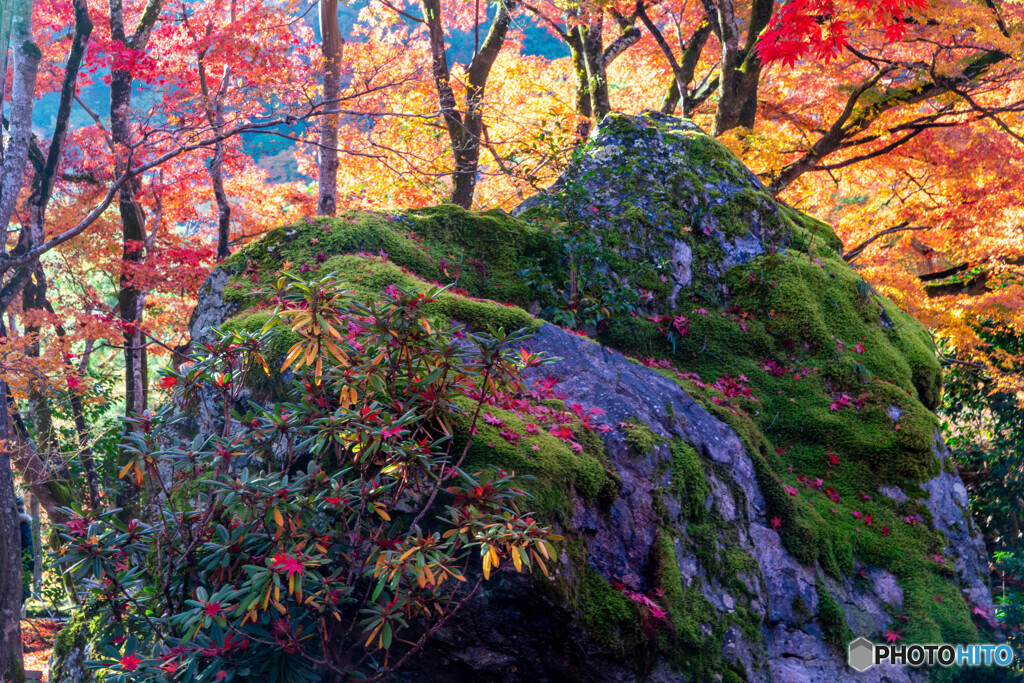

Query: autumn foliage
[5,0,1024,677]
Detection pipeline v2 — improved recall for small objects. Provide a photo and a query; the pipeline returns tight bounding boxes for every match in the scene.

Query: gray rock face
[48,643,90,683]
[919,432,996,625]
[519,324,934,682]
[189,266,236,346]
[391,323,950,682]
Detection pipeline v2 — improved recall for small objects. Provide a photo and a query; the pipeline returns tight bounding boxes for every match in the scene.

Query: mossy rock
[179,111,991,681]
[49,603,108,683]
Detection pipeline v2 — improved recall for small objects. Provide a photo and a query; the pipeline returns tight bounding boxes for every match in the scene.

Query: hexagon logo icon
[848,637,875,672]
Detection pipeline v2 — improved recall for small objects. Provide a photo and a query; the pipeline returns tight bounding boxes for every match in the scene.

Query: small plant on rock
[521,157,639,331]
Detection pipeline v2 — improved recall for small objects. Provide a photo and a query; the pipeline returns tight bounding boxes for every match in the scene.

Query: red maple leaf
[482,413,505,427]
[121,653,142,671]
[549,425,574,440]
[270,553,304,579]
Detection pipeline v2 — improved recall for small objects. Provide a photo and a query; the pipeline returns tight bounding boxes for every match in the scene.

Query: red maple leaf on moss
[549,425,574,440]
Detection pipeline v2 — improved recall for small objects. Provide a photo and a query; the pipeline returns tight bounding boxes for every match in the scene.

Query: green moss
[709,188,779,239]
[816,578,853,648]
[220,311,300,397]
[580,565,645,657]
[779,203,843,254]
[669,440,710,522]
[792,594,811,623]
[224,206,554,302]
[431,292,539,332]
[723,546,756,586]
[723,668,746,683]
[218,207,559,339]
[653,533,716,650]
[451,397,618,520]
[651,531,761,678]
[943,456,958,476]
[622,419,664,456]
[51,603,108,682]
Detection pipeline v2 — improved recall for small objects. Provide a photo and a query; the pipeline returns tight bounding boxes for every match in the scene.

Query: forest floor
[22,618,59,681]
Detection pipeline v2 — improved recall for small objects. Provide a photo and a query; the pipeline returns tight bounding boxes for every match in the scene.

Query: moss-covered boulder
[174,112,995,682]
[515,111,842,304]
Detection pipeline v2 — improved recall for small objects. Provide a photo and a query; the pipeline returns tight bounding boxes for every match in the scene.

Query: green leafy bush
[55,275,560,681]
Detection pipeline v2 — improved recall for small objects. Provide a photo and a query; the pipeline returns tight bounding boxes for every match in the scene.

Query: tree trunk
[578,14,609,123]
[22,268,101,508]
[111,58,148,425]
[196,56,232,259]
[317,0,343,216]
[0,378,26,683]
[421,0,515,209]
[22,268,59,476]
[210,142,232,260]
[451,0,515,209]
[30,496,40,595]
[0,0,14,150]
[420,0,465,201]
[0,9,38,679]
[566,30,593,138]
[0,35,40,234]
[702,0,773,136]
[650,20,712,116]
[108,0,164,426]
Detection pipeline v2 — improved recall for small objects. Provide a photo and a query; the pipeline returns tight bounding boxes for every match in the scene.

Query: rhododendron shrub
[55,275,560,681]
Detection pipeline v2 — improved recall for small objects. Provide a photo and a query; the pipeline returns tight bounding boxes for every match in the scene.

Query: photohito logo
[848,637,1016,671]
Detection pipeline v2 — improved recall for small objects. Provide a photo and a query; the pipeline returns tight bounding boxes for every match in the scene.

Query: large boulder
[169,112,994,682]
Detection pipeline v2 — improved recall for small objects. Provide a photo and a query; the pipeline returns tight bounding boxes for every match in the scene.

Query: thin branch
[842,222,928,263]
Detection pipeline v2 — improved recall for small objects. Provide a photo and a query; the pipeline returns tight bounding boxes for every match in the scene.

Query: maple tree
[0,0,400,674]
[4,0,1024,676]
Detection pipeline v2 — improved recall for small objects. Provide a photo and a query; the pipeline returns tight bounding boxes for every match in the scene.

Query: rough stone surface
[189,266,236,346]
[879,485,908,504]
[920,431,996,623]
[396,323,939,681]
[513,111,817,296]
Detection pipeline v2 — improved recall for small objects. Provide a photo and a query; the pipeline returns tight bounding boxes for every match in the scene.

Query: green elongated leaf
[182,619,202,645]
[371,575,388,602]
